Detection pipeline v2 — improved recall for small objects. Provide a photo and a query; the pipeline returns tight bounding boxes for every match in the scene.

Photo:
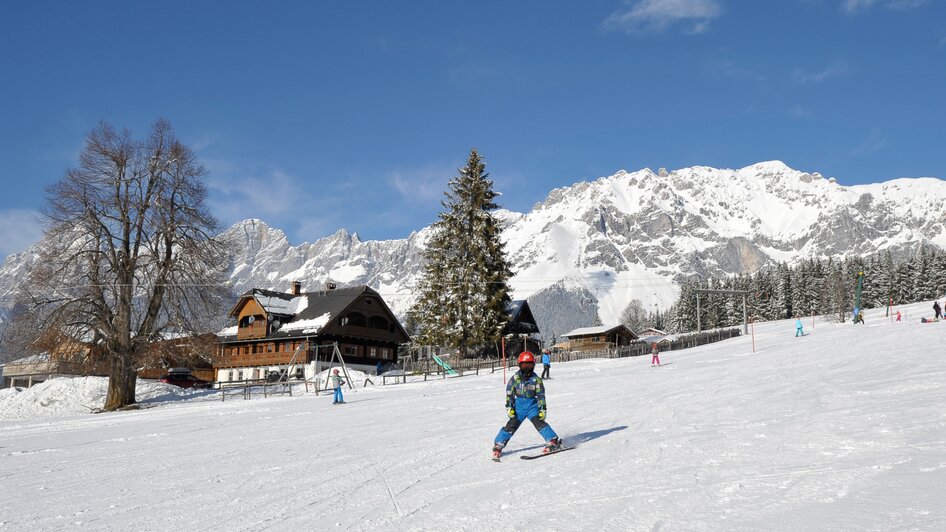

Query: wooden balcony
[216,350,300,368]
[340,325,396,341]
[237,322,267,340]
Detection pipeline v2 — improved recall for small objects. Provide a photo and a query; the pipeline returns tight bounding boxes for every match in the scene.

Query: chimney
[291,281,302,296]
[325,281,337,291]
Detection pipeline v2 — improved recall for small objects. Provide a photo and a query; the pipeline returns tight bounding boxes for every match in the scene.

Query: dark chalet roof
[502,300,540,336]
[218,285,410,343]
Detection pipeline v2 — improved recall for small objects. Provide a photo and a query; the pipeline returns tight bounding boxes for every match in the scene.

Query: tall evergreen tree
[408,149,513,357]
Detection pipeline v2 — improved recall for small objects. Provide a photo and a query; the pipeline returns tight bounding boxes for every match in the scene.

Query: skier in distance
[330,368,346,404]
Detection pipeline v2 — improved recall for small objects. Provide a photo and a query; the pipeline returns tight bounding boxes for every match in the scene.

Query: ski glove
[507,408,517,419]
[538,410,546,421]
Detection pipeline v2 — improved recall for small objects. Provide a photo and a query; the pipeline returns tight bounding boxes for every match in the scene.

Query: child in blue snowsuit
[795,318,804,337]
[492,352,563,458]
[330,369,346,404]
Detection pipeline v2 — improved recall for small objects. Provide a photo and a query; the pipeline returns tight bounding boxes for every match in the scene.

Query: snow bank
[0,376,198,420]
[312,366,371,382]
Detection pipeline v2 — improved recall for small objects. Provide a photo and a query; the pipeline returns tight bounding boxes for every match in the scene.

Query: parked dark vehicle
[158,370,210,389]
[265,370,286,383]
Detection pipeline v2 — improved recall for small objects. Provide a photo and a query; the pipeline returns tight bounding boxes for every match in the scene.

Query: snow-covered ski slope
[2,302,945,531]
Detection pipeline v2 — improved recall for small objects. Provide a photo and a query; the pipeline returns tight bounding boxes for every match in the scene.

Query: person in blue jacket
[540,348,551,379]
[492,352,563,459]
[330,369,346,404]
[795,317,805,337]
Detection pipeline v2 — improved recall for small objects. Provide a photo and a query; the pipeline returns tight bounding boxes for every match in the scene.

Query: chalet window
[343,345,359,356]
[237,370,244,381]
[364,298,373,305]
[369,316,388,330]
[340,317,348,326]
[369,347,377,358]
[345,312,367,327]
[381,348,392,360]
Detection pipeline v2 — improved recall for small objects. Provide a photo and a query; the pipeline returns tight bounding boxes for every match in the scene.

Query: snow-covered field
[2,302,945,530]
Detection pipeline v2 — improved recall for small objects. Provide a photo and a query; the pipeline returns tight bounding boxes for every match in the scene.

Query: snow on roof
[3,353,51,365]
[256,294,309,316]
[217,325,238,337]
[279,312,332,334]
[639,335,676,343]
[562,325,623,337]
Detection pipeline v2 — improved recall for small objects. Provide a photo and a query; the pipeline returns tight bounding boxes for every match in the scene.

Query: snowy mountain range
[2,161,945,342]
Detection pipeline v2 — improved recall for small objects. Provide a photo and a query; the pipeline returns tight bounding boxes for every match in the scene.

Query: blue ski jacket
[505,370,547,419]
[541,353,551,365]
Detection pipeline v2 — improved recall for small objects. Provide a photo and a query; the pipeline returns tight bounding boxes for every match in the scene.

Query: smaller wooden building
[562,324,638,353]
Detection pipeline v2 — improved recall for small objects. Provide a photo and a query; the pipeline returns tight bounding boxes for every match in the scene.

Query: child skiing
[795,317,805,337]
[541,349,551,379]
[330,368,346,404]
[650,343,661,367]
[896,310,902,322]
[492,352,563,460]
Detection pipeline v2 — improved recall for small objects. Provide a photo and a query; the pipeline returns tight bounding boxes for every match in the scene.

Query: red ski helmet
[517,352,536,365]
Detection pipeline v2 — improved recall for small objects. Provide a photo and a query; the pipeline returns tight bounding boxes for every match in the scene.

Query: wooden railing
[237,323,268,340]
[216,350,299,368]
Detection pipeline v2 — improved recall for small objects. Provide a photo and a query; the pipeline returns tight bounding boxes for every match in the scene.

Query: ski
[519,447,575,460]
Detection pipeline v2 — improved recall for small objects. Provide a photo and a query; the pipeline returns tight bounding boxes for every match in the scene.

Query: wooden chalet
[502,300,542,355]
[562,324,638,353]
[214,283,410,382]
[137,333,217,382]
[0,338,107,389]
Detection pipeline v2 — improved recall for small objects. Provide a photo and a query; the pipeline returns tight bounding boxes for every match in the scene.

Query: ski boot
[491,443,503,460]
[544,437,563,454]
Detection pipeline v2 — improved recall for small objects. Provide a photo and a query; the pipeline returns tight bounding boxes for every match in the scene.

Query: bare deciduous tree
[18,119,228,410]
[620,299,649,334]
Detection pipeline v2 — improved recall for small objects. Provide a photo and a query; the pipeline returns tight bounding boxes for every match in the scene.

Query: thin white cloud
[790,104,813,118]
[389,163,456,204]
[842,0,927,14]
[792,62,850,84]
[0,209,45,257]
[203,159,334,244]
[850,129,888,157]
[605,0,722,34]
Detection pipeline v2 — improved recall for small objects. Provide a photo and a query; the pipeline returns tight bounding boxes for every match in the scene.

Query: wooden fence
[398,327,742,378]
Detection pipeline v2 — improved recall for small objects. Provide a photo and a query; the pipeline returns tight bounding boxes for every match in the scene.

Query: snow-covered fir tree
[668,247,946,332]
[408,149,513,357]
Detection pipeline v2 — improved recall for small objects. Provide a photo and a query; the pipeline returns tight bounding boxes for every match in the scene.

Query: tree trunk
[103,349,137,410]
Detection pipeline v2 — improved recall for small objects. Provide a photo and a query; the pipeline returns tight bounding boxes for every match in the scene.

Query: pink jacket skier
[651,343,661,367]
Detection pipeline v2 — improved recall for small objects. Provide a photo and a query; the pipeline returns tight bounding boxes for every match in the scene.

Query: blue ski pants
[333,387,344,403]
[494,408,557,448]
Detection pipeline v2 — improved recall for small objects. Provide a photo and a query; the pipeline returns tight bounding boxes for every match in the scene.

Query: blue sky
[1,0,944,256]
